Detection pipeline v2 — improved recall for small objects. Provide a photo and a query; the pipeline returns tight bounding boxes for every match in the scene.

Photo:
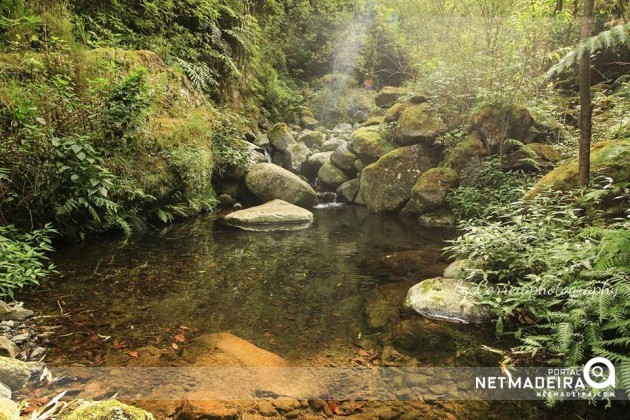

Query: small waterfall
[263,148,272,163]
[315,192,344,209]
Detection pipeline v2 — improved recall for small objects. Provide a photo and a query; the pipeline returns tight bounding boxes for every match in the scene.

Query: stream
[17,205,610,418]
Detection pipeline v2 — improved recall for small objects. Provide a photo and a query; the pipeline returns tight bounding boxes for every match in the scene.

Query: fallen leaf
[172,343,179,350]
[128,351,138,358]
[112,339,124,349]
[263,332,271,337]
[175,334,185,342]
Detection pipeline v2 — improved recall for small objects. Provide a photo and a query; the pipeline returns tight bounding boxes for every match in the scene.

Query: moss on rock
[348,126,394,163]
[403,168,459,215]
[525,140,630,198]
[395,103,447,146]
[60,400,154,420]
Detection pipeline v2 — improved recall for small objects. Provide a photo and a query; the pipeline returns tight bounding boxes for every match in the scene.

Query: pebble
[10,334,30,345]
[29,347,47,361]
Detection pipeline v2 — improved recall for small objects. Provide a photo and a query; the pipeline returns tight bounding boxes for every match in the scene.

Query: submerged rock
[245,163,317,208]
[358,145,440,213]
[0,302,33,321]
[58,400,155,420]
[224,200,313,231]
[0,356,31,390]
[404,278,491,323]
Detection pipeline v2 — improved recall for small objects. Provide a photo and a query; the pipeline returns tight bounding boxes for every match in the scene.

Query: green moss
[445,133,488,172]
[348,126,394,162]
[61,400,154,420]
[363,116,385,127]
[383,102,408,123]
[525,140,630,199]
[396,103,447,145]
[413,168,459,192]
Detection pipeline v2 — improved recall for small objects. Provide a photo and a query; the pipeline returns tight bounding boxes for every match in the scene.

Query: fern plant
[547,23,630,78]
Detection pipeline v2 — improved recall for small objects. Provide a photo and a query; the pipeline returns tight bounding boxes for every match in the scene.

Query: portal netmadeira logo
[476,357,617,399]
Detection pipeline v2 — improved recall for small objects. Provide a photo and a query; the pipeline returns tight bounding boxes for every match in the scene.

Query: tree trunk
[578,0,594,187]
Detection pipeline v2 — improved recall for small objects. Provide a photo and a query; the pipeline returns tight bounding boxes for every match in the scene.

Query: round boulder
[395,103,447,146]
[358,145,441,213]
[402,168,459,215]
[348,126,394,164]
[404,278,492,323]
[318,162,350,189]
[330,144,357,172]
[223,200,313,231]
[245,163,317,208]
[267,123,296,152]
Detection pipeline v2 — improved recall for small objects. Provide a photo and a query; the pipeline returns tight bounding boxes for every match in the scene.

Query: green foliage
[446,158,536,219]
[446,182,630,400]
[103,68,150,143]
[0,223,56,298]
[547,23,630,78]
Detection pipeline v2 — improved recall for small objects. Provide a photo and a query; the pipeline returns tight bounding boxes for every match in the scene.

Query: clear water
[23,205,497,366]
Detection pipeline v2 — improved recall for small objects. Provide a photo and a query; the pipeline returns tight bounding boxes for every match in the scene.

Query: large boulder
[336,179,360,203]
[245,163,317,208]
[0,357,30,390]
[298,131,325,149]
[404,278,492,324]
[525,140,630,199]
[283,143,311,174]
[301,115,319,130]
[375,86,405,108]
[267,123,296,152]
[471,103,537,153]
[330,144,357,172]
[317,162,350,189]
[223,200,313,231]
[348,126,394,164]
[395,103,447,146]
[58,400,155,420]
[358,145,441,213]
[402,168,459,215]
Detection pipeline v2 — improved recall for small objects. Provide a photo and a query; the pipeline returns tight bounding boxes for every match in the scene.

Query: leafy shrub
[0,223,56,298]
[446,182,630,400]
[446,158,536,219]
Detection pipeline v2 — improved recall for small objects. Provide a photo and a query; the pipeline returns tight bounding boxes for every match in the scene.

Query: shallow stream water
[18,205,618,418]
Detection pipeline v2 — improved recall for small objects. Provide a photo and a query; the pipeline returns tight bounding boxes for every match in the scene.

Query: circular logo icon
[583,357,616,389]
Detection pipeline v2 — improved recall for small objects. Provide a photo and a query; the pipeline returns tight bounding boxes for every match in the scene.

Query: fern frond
[547,23,630,78]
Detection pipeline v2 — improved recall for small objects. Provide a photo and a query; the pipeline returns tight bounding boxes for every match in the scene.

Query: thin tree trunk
[578,0,594,187]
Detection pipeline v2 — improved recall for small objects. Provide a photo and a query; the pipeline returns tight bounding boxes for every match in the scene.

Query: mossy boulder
[358,145,441,213]
[0,357,30,390]
[245,163,317,208]
[298,131,325,149]
[305,151,333,178]
[404,278,491,324]
[330,144,357,172]
[501,143,563,172]
[403,168,459,215]
[59,400,154,420]
[383,102,409,123]
[525,140,630,199]
[318,162,350,189]
[321,138,347,152]
[395,103,447,146]
[471,103,536,153]
[267,123,296,152]
[348,126,394,163]
[445,133,489,182]
[375,86,404,108]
